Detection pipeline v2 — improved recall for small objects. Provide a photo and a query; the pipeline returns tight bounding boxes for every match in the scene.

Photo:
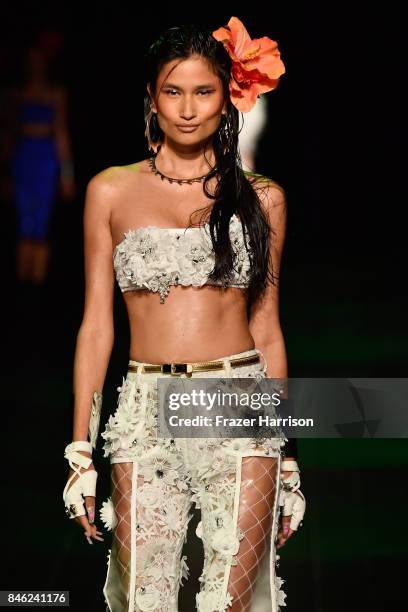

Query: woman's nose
[179,97,197,120]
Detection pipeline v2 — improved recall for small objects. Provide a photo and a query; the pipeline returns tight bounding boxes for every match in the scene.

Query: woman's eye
[164,89,213,96]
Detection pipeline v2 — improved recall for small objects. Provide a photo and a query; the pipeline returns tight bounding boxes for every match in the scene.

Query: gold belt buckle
[162,363,193,376]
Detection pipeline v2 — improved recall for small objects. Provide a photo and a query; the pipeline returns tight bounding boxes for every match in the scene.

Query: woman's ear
[147,84,157,113]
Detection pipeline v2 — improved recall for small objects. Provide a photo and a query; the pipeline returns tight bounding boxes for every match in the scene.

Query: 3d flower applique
[138,483,163,508]
[185,242,215,280]
[135,585,161,612]
[138,446,183,484]
[158,498,187,537]
[196,520,203,540]
[175,471,191,493]
[255,437,282,456]
[212,16,286,113]
[210,526,244,558]
[144,410,158,436]
[202,448,236,481]
[100,497,117,531]
[223,591,234,609]
[196,590,222,612]
[101,415,123,456]
[209,505,233,533]
[116,231,158,287]
[221,437,255,453]
[106,548,112,566]
[140,538,177,583]
[194,452,217,481]
[276,575,287,607]
[179,554,190,586]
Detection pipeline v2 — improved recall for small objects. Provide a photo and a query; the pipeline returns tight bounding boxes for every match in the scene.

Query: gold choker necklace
[148,155,216,185]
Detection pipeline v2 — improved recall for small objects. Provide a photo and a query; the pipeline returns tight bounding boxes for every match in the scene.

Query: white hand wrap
[63,441,98,520]
[279,459,306,531]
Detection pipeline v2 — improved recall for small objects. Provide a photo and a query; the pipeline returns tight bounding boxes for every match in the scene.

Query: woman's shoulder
[244,170,286,212]
[84,160,152,216]
[244,170,285,193]
[87,159,150,191]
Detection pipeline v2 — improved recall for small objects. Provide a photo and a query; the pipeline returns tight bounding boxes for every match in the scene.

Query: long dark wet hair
[144,24,283,312]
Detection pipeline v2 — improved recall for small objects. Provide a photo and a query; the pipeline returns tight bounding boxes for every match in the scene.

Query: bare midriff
[123,284,254,363]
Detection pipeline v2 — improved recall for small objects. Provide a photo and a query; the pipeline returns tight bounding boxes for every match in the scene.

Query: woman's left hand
[277,468,295,548]
[277,466,306,548]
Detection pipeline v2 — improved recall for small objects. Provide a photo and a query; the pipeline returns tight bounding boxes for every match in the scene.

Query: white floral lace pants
[101,348,287,612]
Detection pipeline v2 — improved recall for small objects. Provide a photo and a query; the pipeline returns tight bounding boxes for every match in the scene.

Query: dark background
[1,2,407,611]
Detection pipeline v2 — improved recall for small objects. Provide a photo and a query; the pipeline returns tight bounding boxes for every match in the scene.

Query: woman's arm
[53,86,75,199]
[248,179,287,379]
[248,181,305,546]
[72,173,115,442]
[63,173,115,542]
[248,180,297,461]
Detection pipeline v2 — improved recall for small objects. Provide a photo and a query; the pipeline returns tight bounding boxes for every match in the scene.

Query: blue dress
[12,101,59,240]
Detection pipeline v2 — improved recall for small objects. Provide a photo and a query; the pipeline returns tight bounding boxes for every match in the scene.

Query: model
[63,17,306,612]
[4,32,75,285]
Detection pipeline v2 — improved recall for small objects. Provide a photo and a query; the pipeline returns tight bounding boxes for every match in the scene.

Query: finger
[285,528,294,540]
[88,524,104,542]
[75,515,98,546]
[83,524,94,545]
[276,532,287,549]
[84,496,96,524]
[93,534,104,542]
[74,513,91,531]
[282,516,291,538]
[277,516,292,548]
[277,526,295,548]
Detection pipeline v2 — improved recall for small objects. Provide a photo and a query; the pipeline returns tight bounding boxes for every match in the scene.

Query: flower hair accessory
[212,16,286,113]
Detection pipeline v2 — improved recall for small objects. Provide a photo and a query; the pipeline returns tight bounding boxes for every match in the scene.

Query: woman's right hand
[65,450,104,545]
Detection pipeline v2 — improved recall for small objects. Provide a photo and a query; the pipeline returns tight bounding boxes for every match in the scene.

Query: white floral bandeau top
[113,214,252,303]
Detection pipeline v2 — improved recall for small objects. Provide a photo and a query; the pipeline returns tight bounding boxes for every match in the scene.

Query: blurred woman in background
[2,31,75,285]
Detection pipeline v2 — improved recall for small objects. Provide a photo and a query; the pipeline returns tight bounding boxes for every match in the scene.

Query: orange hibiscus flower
[212,16,286,113]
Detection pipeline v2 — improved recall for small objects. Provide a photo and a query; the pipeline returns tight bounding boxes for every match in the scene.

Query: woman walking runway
[63,17,305,611]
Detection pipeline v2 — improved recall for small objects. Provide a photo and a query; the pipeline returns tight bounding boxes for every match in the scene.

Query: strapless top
[113,214,252,303]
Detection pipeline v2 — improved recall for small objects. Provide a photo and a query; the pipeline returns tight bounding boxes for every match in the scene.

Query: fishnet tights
[111,464,133,600]
[226,457,277,611]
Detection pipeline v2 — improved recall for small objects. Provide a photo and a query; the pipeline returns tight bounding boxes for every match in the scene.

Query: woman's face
[149,54,227,147]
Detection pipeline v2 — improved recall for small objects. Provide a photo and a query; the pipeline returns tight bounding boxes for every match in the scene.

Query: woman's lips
[176,125,200,132]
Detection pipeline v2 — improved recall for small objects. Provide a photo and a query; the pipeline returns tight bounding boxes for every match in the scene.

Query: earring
[144,108,162,154]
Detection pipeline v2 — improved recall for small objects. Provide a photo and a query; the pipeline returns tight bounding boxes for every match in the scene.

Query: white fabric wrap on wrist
[279,459,306,530]
[63,441,97,520]
[64,441,93,469]
[281,460,299,472]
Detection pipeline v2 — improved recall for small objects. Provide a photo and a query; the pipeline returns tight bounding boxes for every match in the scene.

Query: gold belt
[127,353,260,376]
